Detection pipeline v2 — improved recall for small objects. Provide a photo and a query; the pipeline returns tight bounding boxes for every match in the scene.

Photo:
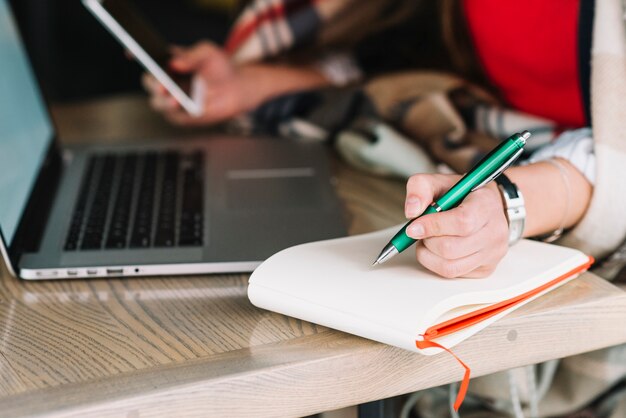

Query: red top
[463,0,584,127]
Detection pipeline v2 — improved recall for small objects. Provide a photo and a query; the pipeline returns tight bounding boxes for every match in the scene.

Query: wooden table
[1,94,626,418]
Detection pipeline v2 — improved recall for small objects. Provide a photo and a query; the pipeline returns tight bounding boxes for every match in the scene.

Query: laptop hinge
[8,141,63,267]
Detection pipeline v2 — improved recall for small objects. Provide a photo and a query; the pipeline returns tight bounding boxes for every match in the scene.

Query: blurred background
[9,0,451,104]
[9,0,234,101]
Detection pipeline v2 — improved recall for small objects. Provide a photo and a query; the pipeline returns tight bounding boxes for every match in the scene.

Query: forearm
[506,158,593,238]
[239,63,331,105]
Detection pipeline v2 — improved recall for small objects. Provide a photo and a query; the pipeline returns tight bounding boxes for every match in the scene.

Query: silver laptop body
[0,0,346,280]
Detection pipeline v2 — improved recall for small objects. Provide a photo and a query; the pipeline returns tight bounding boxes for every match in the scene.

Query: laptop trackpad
[226,168,320,209]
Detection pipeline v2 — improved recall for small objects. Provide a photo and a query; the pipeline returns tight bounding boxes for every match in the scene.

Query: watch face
[497,182,525,245]
[495,174,519,198]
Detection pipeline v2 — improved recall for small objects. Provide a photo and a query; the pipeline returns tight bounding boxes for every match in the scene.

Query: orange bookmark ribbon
[413,256,594,411]
[415,337,470,412]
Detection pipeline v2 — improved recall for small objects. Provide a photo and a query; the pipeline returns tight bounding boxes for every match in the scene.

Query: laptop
[0,0,346,280]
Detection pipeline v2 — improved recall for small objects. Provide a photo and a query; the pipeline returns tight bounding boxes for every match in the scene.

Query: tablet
[83,0,204,116]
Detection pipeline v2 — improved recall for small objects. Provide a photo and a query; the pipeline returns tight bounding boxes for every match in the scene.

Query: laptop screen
[0,0,54,245]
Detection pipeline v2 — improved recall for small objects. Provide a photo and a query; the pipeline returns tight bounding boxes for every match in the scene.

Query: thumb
[169,42,221,74]
[404,174,460,218]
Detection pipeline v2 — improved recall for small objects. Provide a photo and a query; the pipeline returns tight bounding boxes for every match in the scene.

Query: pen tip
[372,260,379,266]
[373,244,399,266]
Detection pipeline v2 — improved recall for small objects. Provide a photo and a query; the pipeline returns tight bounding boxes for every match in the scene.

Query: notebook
[248,226,593,355]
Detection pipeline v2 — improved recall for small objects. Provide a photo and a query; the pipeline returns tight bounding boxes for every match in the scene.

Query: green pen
[373,130,531,265]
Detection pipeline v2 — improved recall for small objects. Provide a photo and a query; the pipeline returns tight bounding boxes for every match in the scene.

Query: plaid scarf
[248,71,566,174]
[226,0,340,61]
[225,0,398,63]
[225,1,570,175]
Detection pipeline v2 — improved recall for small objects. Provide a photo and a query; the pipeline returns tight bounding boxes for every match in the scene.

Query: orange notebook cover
[249,226,591,354]
[248,227,592,409]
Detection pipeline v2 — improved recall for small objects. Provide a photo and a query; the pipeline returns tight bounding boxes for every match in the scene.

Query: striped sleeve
[527,127,596,184]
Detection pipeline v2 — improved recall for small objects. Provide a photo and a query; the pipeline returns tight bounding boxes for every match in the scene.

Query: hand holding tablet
[140,42,251,126]
[83,0,204,116]
[84,0,333,126]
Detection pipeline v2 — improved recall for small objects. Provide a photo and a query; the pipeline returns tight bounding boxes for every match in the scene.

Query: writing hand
[404,174,509,278]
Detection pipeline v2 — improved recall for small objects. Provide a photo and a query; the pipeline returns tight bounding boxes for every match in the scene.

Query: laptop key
[64,156,98,251]
[178,152,204,247]
[106,155,137,249]
[65,149,204,252]
[130,153,157,248]
[80,155,116,250]
[154,152,178,247]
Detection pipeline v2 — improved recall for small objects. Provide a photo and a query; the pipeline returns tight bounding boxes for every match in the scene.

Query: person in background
[143,1,626,416]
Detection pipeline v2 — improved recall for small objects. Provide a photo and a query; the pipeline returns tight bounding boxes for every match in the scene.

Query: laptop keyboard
[64,150,204,251]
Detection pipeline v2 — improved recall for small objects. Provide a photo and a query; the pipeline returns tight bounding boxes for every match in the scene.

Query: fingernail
[407,223,425,239]
[405,197,421,218]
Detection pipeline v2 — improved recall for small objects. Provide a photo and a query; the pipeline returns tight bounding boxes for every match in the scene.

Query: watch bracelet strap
[495,174,526,245]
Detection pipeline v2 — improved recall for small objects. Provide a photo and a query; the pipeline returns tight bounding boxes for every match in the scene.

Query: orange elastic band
[415,338,469,411]
[424,256,594,341]
[414,255,593,411]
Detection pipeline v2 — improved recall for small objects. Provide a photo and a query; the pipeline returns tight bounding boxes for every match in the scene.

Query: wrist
[494,174,526,245]
[505,160,592,239]
[240,64,329,103]
[236,65,275,111]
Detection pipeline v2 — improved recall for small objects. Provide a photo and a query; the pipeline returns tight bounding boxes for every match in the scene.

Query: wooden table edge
[2,274,625,418]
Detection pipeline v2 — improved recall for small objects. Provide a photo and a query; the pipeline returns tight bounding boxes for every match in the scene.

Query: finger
[162,85,239,126]
[163,109,196,125]
[461,265,497,279]
[162,108,215,127]
[407,202,487,239]
[422,228,488,260]
[166,109,225,127]
[415,243,485,279]
[186,90,237,125]
[150,94,180,112]
[165,104,231,127]
[141,73,156,92]
[169,41,220,73]
[406,187,494,239]
[142,73,168,96]
[405,174,461,218]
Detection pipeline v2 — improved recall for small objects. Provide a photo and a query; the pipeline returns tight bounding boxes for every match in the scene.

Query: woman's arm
[142,42,333,126]
[507,158,592,237]
[404,159,593,278]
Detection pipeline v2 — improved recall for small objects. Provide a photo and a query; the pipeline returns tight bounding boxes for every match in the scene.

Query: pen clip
[471,148,523,192]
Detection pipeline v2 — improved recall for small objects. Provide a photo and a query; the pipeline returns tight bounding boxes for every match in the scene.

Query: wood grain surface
[0,94,625,418]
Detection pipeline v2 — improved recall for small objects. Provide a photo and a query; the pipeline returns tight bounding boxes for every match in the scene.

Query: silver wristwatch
[495,174,526,245]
